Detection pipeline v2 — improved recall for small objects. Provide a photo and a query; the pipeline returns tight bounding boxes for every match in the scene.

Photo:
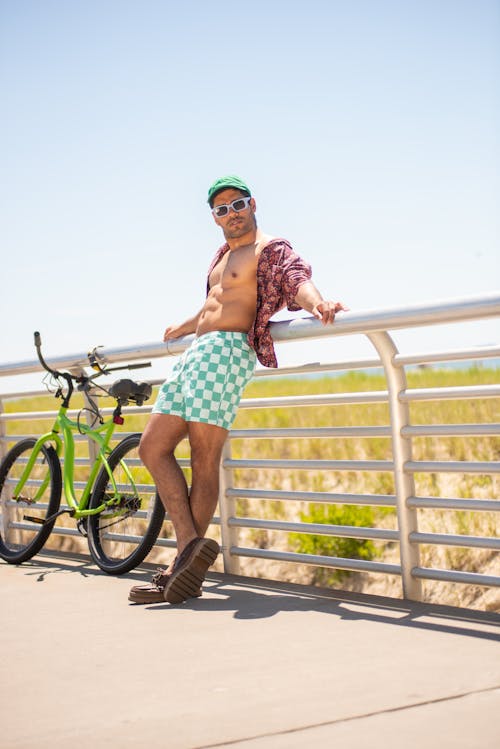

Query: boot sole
[164,538,219,604]
[129,588,201,604]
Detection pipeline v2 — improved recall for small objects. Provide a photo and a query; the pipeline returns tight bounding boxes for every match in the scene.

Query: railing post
[218,437,241,575]
[0,396,6,463]
[70,366,99,468]
[367,331,423,601]
[83,390,100,465]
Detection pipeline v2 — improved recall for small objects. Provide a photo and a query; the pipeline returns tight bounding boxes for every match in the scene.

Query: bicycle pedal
[25,508,75,526]
[77,518,88,537]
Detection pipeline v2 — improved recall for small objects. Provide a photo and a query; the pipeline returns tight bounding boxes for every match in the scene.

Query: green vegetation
[290,503,380,584]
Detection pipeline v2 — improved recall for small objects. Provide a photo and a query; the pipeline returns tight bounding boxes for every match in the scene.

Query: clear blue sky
[1,0,499,388]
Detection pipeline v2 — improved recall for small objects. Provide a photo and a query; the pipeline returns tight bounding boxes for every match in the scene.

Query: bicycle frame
[13,404,137,519]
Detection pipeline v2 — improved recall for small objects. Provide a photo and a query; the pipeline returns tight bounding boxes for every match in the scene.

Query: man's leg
[187,421,229,539]
[129,413,203,604]
[138,415,226,555]
[138,413,196,553]
[159,420,225,604]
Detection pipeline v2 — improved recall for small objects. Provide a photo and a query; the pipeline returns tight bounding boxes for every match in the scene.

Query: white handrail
[1,292,499,377]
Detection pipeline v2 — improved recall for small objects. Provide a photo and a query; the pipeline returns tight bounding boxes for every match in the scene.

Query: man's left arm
[295,281,349,325]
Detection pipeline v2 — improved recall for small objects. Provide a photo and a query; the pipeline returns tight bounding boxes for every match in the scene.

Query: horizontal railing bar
[101,533,207,548]
[4,478,47,490]
[409,531,500,550]
[3,423,495,444]
[400,385,500,402]
[229,426,391,439]
[405,460,500,474]
[228,516,399,541]
[407,496,500,511]
[0,433,139,447]
[0,410,78,421]
[5,523,176,547]
[150,537,177,548]
[100,532,151,544]
[394,344,500,367]
[231,546,402,575]
[412,566,500,587]
[68,457,145,468]
[8,522,82,536]
[5,499,49,509]
[49,526,82,537]
[2,393,496,427]
[0,407,152,422]
[253,358,383,377]
[258,293,500,344]
[402,424,500,437]
[226,488,397,507]
[6,492,155,515]
[0,388,52,400]
[238,391,388,409]
[1,433,94,444]
[0,390,392,419]
[224,458,394,472]
[1,477,106,493]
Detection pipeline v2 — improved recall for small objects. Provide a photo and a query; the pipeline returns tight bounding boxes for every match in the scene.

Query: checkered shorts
[152,331,256,430]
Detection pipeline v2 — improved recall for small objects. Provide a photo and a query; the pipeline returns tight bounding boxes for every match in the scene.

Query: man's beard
[224,215,256,239]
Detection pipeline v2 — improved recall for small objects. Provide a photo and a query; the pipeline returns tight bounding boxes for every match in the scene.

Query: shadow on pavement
[145,574,500,642]
[9,550,500,642]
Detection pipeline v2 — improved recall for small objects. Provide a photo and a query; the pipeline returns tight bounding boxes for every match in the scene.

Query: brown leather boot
[128,567,201,604]
[163,537,219,604]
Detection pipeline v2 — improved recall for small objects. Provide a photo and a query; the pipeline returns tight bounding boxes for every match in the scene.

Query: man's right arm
[163,308,203,341]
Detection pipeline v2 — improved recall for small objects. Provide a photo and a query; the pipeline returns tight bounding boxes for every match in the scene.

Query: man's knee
[139,414,187,467]
[138,431,156,468]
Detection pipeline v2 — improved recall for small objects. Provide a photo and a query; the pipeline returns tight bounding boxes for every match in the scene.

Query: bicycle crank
[24,508,75,525]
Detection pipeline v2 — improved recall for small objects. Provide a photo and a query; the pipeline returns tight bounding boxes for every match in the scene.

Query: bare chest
[209,245,260,289]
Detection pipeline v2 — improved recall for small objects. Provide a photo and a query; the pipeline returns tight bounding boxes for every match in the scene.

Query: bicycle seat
[108,379,152,406]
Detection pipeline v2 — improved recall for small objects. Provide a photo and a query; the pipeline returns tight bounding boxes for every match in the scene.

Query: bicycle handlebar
[103,362,152,373]
[34,331,151,378]
[34,332,152,412]
[34,331,63,378]
[34,331,75,406]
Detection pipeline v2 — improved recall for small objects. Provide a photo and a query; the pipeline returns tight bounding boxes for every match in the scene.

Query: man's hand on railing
[311,300,350,325]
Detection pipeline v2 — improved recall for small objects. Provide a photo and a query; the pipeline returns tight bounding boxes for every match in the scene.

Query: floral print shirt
[206,238,312,368]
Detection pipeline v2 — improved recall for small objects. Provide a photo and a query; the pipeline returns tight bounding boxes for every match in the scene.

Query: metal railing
[1,292,499,601]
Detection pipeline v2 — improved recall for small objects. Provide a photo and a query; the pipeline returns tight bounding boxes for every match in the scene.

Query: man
[129,175,347,605]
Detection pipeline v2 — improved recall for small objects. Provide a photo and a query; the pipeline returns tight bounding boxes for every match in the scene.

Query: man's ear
[250,197,257,212]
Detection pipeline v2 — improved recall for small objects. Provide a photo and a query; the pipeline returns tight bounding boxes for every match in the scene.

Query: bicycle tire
[87,433,165,574]
[0,438,62,563]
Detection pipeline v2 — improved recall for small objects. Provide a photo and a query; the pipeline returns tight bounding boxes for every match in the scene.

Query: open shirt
[206,238,312,368]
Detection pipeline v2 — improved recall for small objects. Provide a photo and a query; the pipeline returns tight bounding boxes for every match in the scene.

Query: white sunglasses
[212,196,252,217]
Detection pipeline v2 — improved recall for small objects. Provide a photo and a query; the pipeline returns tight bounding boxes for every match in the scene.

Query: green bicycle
[0,332,165,574]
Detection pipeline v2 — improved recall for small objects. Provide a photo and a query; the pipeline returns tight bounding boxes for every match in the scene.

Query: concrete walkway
[1,551,499,749]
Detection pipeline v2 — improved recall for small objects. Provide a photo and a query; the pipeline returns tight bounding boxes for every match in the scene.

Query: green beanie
[207,175,251,206]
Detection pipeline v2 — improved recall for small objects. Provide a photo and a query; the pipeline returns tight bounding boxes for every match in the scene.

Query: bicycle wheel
[87,433,165,574]
[0,438,62,563]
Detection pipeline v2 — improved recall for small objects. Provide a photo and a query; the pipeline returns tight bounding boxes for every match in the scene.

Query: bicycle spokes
[86,434,165,574]
[0,440,62,563]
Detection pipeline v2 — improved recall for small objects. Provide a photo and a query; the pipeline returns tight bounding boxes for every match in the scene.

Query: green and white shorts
[152,331,256,430]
